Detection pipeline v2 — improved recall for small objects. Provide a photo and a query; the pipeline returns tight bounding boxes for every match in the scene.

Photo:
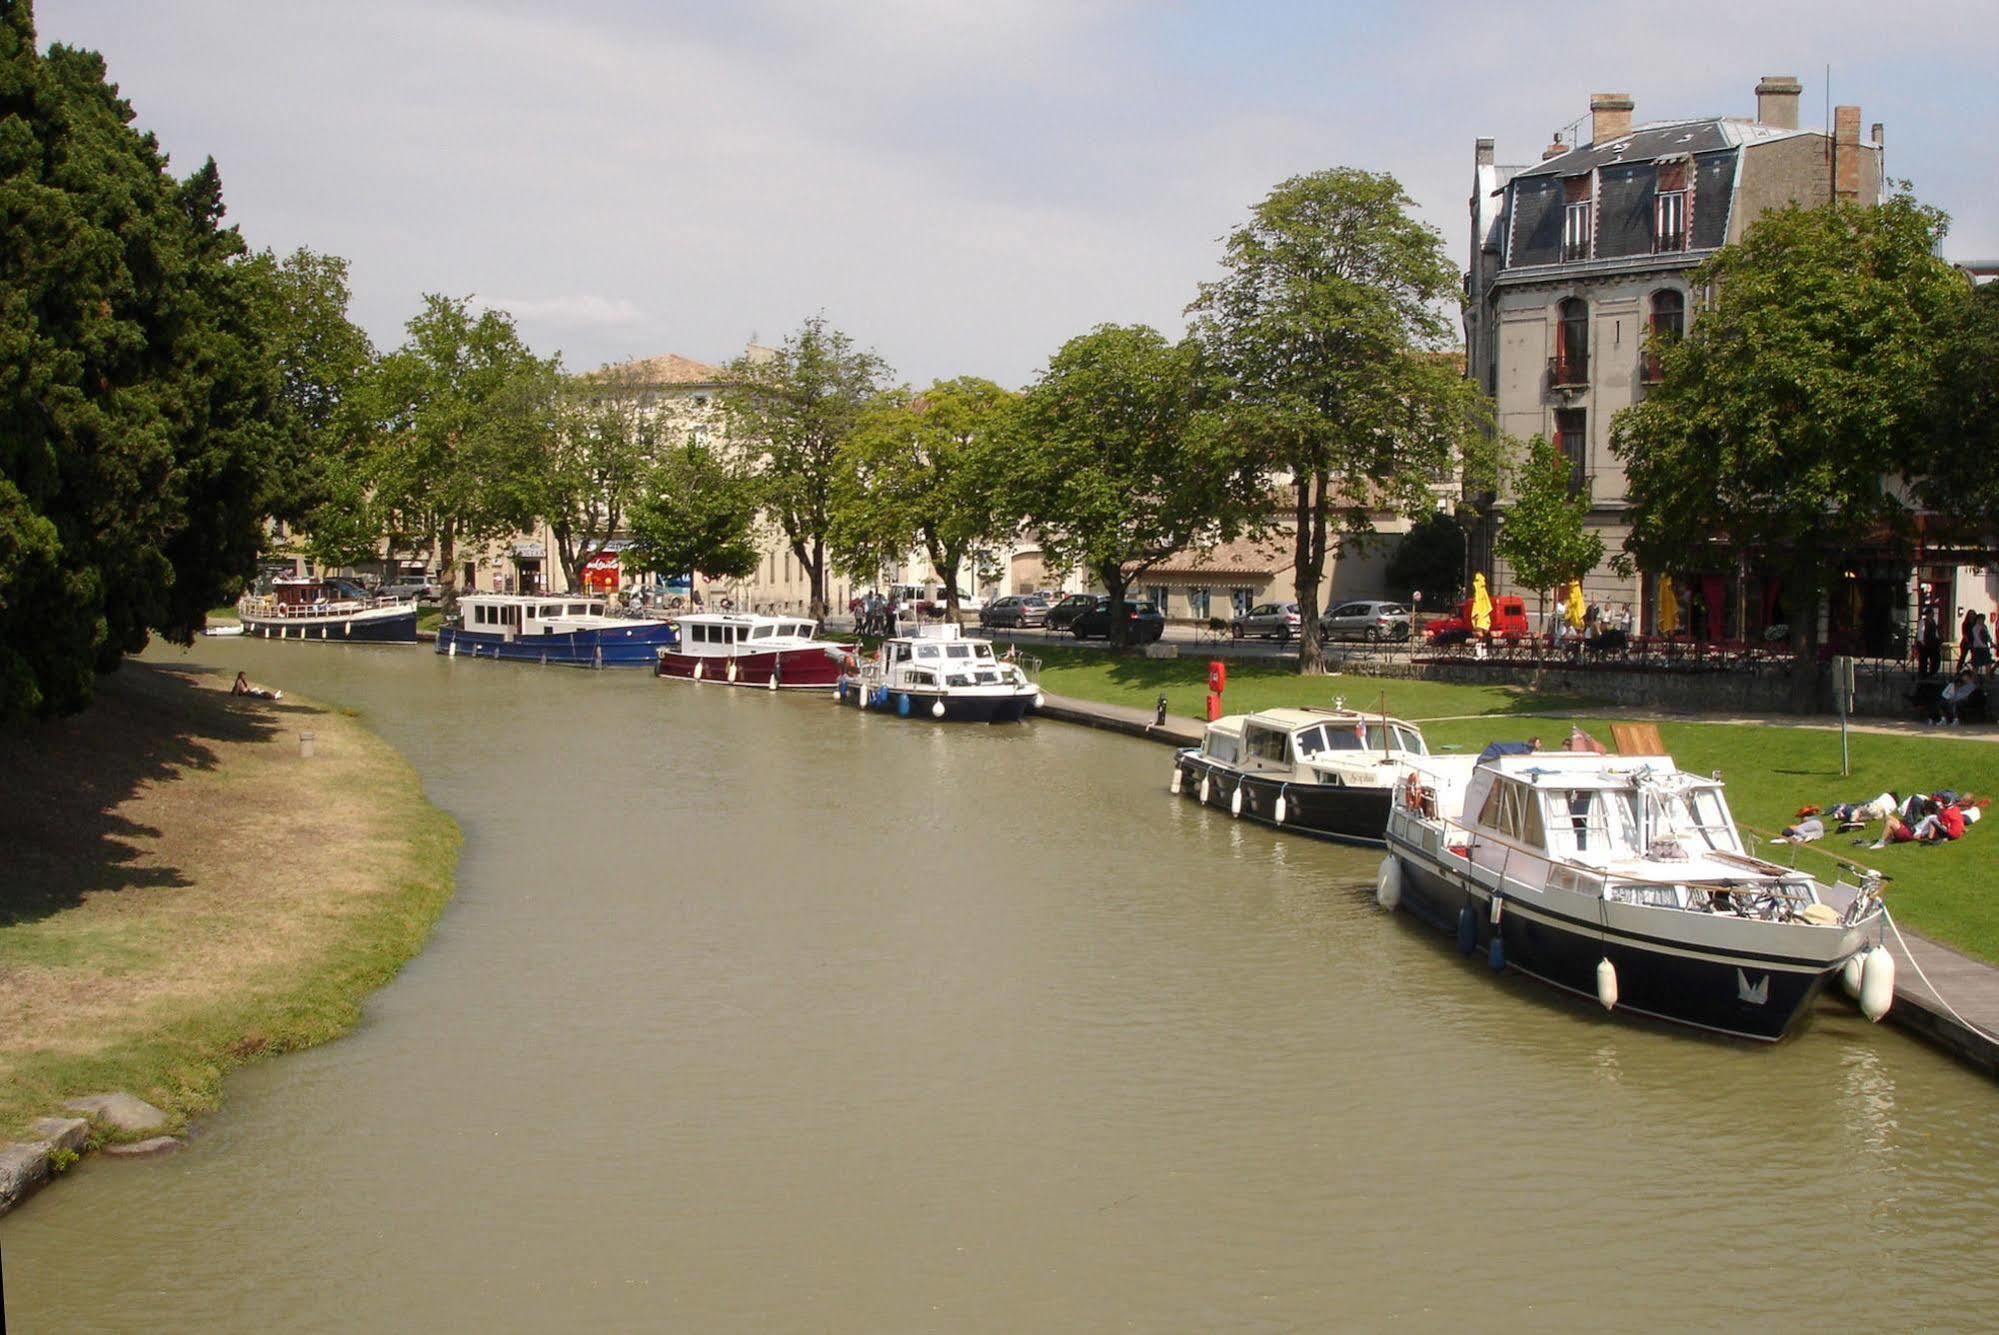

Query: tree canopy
[1018,324,1259,646]
[831,377,1019,622]
[532,360,661,591]
[1188,167,1489,671]
[623,442,761,587]
[0,7,283,716]
[1384,512,1467,608]
[1922,277,1999,548]
[1611,195,1963,678]
[723,315,890,621]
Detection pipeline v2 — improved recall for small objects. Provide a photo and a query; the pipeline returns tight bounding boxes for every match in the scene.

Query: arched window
[1554,298,1589,385]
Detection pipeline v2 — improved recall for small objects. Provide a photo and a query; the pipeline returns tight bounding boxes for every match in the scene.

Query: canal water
[5,639,1997,1330]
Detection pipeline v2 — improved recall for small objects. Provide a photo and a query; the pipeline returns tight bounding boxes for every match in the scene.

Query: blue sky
[42,0,1999,386]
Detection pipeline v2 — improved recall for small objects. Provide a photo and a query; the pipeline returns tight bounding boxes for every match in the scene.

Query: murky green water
[4,638,1996,1330]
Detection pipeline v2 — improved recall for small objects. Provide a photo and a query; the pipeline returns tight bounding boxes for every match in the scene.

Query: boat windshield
[1642,785,1739,855]
[1311,721,1425,755]
[1541,783,1739,860]
[1544,789,1642,859]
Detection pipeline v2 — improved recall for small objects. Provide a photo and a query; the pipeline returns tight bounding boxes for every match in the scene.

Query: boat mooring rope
[1883,906,1999,1045]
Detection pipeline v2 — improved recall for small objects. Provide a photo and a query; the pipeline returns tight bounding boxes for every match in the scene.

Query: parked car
[381,580,441,602]
[1425,594,1531,644]
[1231,601,1302,640]
[979,594,1050,629]
[1321,599,1412,642]
[1070,597,1166,643]
[1044,593,1100,634]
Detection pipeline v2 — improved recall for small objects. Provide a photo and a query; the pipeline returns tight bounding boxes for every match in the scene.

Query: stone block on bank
[66,1092,169,1135]
[0,1141,54,1213]
[1142,643,1180,659]
[29,1117,91,1153]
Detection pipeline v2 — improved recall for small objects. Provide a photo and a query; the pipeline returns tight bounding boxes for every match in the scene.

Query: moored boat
[1172,706,1428,847]
[654,612,848,689]
[1382,746,1888,1041]
[435,593,675,666]
[238,577,417,644]
[836,624,1041,722]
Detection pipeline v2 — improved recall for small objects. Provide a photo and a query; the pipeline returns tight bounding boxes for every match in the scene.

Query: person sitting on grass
[232,671,282,701]
[1934,670,1980,725]
[1872,798,1980,847]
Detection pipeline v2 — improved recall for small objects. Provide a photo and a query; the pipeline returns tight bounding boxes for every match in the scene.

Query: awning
[509,542,545,559]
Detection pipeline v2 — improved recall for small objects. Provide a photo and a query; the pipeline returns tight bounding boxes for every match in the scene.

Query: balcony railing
[1548,352,1589,389]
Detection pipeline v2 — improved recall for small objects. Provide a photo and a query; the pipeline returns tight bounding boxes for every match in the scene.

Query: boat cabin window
[916,644,940,660]
[947,672,973,686]
[1292,725,1330,758]
[974,644,994,660]
[1544,789,1640,858]
[908,670,937,686]
[975,669,999,683]
[753,625,773,639]
[1243,726,1289,765]
[567,603,587,616]
[1203,733,1241,764]
[945,644,971,659]
[892,643,912,663]
[1642,786,1738,854]
[1476,779,1547,849]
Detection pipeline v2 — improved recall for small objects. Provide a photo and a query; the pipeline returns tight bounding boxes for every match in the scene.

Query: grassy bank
[1037,650,1999,965]
[0,663,459,1140]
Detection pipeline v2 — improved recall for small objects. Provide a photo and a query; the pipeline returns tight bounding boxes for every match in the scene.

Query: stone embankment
[1031,692,1999,1081]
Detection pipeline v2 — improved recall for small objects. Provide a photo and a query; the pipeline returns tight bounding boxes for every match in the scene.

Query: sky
[39,0,1999,388]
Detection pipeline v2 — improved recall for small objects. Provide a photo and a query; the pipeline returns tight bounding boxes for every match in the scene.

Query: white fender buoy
[1860,947,1896,1022]
[447,639,456,658]
[1597,957,1619,1011]
[1274,791,1288,824]
[1229,785,1244,818]
[1841,950,1867,1000]
[1033,692,1045,710]
[693,660,703,682]
[931,699,946,719]
[1490,895,1505,926]
[1170,766,1183,795]
[1199,774,1211,806]
[727,658,738,683]
[768,671,779,691]
[1375,856,1402,910]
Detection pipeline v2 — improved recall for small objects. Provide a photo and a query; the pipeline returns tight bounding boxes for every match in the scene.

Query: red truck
[1424,594,1530,644]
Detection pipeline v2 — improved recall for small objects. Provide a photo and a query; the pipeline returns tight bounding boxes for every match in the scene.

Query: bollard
[298,730,316,759]
[1154,694,1168,726]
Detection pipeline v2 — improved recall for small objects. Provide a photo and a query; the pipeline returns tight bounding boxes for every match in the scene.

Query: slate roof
[1516,117,1811,178]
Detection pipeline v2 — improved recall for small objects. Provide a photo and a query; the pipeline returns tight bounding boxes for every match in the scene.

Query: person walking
[1972,612,1995,678]
[1958,608,1977,671]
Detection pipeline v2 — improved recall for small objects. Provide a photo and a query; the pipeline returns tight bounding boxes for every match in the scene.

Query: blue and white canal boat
[238,576,417,643]
[435,592,678,667]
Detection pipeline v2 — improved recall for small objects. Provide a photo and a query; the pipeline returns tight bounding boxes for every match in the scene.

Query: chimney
[1543,135,1567,162]
[1755,75,1802,130]
[1834,104,1862,200]
[1589,93,1634,145]
[1475,137,1494,168]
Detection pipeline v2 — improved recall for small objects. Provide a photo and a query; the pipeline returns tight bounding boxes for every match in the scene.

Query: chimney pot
[1589,92,1634,145]
[1543,136,1567,162]
[1475,136,1494,167]
[1755,74,1802,130]
[1871,122,1884,146]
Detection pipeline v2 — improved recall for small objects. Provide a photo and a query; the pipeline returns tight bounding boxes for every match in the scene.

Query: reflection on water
[3,639,1996,1331]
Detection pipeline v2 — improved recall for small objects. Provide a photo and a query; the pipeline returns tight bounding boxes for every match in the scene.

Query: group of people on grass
[1777,790,1986,848]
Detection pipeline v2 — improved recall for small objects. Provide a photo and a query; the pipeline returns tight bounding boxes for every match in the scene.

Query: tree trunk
[933,539,962,624]
[437,520,459,609]
[808,535,827,625]
[553,526,582,593]
[1293,471,1330,674]
[1102,562,1130,648]
[1787,564,1825,713]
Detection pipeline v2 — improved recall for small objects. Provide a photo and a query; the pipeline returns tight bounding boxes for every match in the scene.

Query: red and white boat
[654,612,850,690]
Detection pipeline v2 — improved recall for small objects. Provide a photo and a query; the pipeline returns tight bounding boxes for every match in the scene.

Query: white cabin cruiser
[1173,707,1428,846]
[1382,746,1888,1041]
[837,624,1041,722]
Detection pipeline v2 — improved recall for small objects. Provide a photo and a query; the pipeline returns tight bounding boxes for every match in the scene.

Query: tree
[1189,168,1489,672]
[723,315,890,622]
[0,9,282,717]
[368,296,556,599]
[1018,325,1260,647]
[1611,195,1963,694]
[622,443,761,588]
[831,377,1019,623]
[534,360,661,591]
[1384,511,1467,609]
[1922,277,1999,545]
[1494,436,1605,635]
[242,246,377,549]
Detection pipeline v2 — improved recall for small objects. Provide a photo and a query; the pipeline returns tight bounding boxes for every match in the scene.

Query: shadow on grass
[0,661,305,926]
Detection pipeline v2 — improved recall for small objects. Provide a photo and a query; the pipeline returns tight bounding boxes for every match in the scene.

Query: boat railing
[240,593,409,618]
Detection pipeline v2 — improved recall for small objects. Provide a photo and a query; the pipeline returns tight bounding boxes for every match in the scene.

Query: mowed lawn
[1032,648,1999,965]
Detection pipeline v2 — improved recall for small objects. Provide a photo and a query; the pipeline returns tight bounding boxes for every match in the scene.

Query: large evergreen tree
[0,4,281,716]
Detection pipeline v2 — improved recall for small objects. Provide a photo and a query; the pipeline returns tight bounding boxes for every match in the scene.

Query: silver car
[1231,601,1302,640]
[1321,599,1412,642]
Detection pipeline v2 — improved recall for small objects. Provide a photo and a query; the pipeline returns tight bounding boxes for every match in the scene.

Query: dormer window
[1654,160,1688,253]
[1562,177,1593,261]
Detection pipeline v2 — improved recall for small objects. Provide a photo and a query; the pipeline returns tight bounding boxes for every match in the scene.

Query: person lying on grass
[1871,800,1981,847]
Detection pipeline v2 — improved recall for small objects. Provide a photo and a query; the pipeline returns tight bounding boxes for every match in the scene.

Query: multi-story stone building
[1465,75,1886,634]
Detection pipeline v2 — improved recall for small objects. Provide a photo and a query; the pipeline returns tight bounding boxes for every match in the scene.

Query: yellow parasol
[1564,578,1586,630]
[1657,578,1680,635]
[1471,572,1493,633]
